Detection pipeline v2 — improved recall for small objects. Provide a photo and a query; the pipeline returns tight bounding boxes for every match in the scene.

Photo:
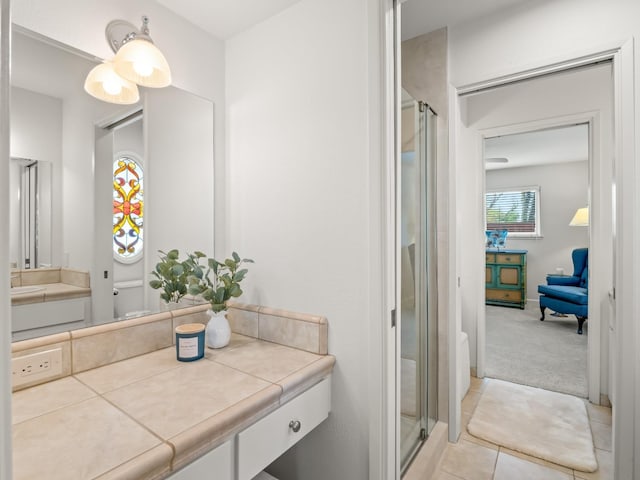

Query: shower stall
[399,89,438,471]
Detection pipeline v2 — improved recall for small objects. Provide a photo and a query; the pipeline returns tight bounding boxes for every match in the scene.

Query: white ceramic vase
[205,309,231,348]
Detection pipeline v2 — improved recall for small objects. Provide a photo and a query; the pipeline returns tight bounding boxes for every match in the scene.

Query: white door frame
[369,0,398,479]
[473,111,605,405]
[450,39,637,478]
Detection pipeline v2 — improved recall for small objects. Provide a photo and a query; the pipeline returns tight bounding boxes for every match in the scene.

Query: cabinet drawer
[169,440,232,479]
[237,378,331,480]
[485,253,496,263]
[486,288,522,302]
[495,253,522,265]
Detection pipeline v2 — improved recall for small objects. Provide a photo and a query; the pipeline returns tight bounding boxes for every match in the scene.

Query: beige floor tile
[575,448,613,480]
[461,411,471,429]
[494,452,573,480]
[587,403,612,426]
[590,421,612,451]
[461,390,482,415]
[469,376,489,393]
[460,430,499,451]
[498,446,573,475]
[433,470,465,480]
[439,440,498,480]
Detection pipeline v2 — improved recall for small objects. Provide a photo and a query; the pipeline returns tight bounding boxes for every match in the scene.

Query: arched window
[113,153,144,263]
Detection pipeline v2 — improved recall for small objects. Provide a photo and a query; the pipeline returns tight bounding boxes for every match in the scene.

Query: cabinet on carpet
[485,249,527,309]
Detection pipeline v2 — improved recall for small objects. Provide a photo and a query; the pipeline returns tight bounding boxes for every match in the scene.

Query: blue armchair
[538,248,588,334]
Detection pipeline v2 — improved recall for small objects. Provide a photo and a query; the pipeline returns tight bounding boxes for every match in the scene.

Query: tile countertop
[11,282,91,306]
[12,334,335,480]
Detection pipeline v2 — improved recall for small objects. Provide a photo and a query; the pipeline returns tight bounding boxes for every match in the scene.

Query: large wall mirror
[10,26,215,340]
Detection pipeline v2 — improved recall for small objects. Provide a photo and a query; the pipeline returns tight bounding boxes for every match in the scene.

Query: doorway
[457,62,614,406]
[483,124,590,397]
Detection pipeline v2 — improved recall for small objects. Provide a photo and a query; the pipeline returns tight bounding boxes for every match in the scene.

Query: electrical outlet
[12,348,63,388]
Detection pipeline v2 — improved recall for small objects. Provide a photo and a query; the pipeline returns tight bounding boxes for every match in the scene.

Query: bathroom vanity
[11,303,333,480]
[10,267,92,340]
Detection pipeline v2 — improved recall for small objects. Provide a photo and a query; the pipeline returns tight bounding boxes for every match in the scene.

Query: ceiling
[155,0,303,40]
[153,0,533,41]
[401,0,532,41]
[484,124,589,171]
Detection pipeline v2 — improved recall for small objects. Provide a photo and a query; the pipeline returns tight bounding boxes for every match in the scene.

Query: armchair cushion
[537,285,588,305]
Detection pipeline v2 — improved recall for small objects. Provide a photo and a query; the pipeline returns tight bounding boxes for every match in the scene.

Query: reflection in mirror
[10,26,215,340]
[9,157,52,269]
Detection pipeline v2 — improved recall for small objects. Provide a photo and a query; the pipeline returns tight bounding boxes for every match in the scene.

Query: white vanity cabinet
[237,377,331,480]
[169,441,233,480]
[168,377,331,480]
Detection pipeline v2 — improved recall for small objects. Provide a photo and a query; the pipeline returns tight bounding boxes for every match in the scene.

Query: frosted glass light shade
[113,39,171,88]
[84,62,139,105]
[569,207,589,226]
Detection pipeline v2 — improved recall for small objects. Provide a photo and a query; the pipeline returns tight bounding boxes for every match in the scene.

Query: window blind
[485,188,538,233]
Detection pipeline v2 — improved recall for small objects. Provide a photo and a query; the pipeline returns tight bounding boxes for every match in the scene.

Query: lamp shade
[569,207,589,226]
[113,39,171,88]
[84,62,140,105]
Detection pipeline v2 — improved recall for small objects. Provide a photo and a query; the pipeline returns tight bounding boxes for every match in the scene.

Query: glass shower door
[399,89,438,471]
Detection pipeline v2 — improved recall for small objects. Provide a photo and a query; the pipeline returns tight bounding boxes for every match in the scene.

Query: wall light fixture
[84,16,171,105]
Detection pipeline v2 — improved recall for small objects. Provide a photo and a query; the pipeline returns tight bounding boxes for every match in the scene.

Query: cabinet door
[496,266,521,288]
[169,440,232,480]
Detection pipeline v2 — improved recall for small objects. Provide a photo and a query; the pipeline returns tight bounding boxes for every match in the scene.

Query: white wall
[486,161,589,295]
[450,1,638,475]
[226,0,378,478]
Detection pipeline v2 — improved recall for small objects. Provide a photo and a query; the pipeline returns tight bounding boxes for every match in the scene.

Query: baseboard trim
[402,421,448,480]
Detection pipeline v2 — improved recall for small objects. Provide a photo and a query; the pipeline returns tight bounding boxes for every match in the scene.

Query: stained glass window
[113,155,144,263]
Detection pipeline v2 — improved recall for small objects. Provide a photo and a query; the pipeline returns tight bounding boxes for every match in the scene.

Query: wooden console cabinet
[485,249,527,309]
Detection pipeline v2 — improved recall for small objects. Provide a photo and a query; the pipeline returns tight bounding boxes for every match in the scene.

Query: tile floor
[432,377,612,480]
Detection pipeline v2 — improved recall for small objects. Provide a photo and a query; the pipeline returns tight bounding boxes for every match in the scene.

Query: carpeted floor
[467,378,598,472]
[485,302,588,397]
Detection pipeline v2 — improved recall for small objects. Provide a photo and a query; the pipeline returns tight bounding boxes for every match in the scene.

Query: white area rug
[467,379,598,472]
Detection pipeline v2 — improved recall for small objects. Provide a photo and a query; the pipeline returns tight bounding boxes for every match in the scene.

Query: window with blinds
[485,186,540,236]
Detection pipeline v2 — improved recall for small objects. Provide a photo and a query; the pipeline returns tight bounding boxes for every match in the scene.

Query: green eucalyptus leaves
[149,249,193,303]
[186,251,254,313]
[149,249,254,312]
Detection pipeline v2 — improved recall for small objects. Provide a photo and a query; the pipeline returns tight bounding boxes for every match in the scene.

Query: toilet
[458,331,471,403]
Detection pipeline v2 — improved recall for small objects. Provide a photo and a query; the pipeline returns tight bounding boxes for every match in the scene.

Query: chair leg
[576,316,586,335]
[540,305,546,321]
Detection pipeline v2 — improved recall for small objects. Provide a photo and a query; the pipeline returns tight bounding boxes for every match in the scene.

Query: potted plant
[187,251,254,348]
[149,249,194,307]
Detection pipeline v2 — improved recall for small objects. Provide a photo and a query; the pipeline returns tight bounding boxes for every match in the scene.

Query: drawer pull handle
[289,420,301,433]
